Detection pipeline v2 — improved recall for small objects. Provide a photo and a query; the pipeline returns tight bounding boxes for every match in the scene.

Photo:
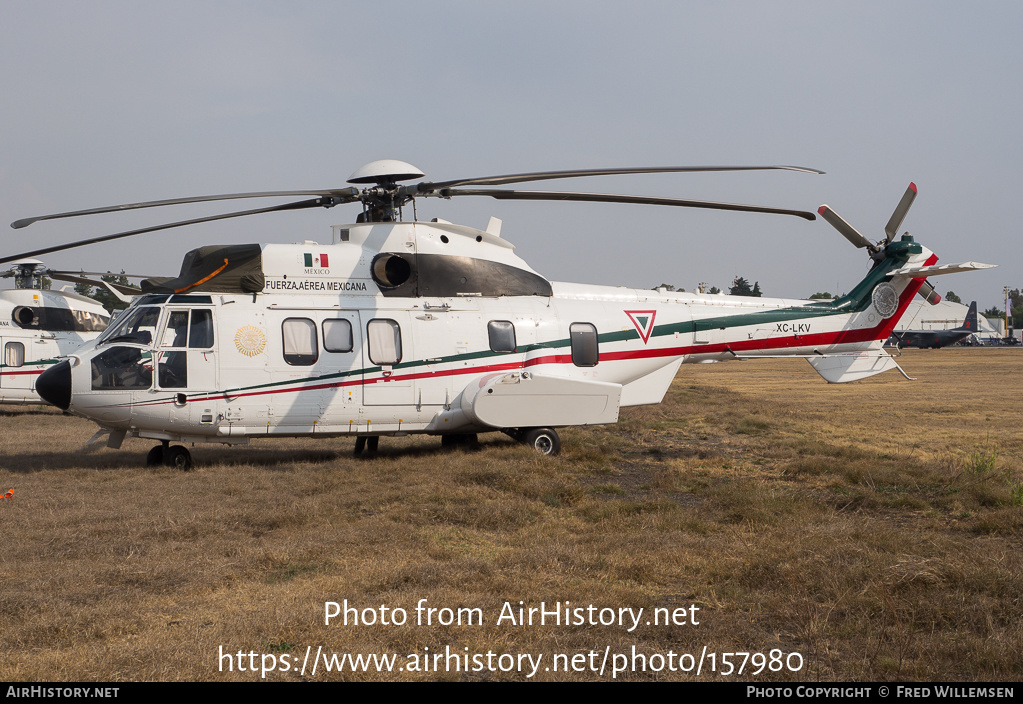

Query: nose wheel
[146,442,193,471]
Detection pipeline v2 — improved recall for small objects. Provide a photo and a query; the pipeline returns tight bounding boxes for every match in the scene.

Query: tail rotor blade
[818,205,875,250]
[884,182,917,243]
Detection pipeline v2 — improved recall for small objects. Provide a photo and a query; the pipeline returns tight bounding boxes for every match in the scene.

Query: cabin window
[488,320,517,353]
[367,319,402,365]
[323,319,354,353]
[282,318,319,366]
[4,342,25,368]
[570,323,599,367]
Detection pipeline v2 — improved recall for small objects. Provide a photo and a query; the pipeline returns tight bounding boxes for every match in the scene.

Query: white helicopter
[0,260,144,404]
[6,160,992,468]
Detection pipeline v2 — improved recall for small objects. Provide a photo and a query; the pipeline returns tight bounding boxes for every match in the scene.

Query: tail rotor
[819,182,939,302]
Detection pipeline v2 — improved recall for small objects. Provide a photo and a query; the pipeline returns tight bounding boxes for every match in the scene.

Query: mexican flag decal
[625,310,657,344]
[304,252,329,268]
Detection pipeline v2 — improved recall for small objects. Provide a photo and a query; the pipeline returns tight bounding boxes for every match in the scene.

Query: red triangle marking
[625,310,657,344]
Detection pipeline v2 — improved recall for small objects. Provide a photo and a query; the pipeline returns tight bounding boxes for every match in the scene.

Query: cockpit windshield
[97,306,161,346]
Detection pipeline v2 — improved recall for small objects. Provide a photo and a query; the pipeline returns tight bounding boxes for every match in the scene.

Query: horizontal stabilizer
[806,349,908,384]
[887,261,996,278]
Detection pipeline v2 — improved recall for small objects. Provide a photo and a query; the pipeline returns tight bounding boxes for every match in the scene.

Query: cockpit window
[153,309,215,388]
[164,311,189,347]
[189,310,214,348]
[158,309,215,350]
[91,346,153,390]
[99,306,160,346]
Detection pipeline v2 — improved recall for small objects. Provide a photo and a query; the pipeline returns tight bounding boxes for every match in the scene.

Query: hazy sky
[1,1,1019,309]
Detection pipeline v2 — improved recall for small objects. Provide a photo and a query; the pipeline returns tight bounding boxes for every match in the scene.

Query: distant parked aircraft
[889,301,978,349]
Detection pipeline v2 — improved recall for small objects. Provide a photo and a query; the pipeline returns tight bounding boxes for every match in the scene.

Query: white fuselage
[51,221,934,445]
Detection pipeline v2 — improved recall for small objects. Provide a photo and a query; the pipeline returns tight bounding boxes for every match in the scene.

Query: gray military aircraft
[889,301,978,348]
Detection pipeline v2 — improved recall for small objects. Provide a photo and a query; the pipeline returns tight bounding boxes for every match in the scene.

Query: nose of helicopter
[36,360,72,411]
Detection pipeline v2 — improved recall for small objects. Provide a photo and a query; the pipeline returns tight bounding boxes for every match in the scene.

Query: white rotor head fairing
[347,160,425,185]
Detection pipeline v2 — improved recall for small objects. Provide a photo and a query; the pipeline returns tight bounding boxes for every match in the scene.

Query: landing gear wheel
[353,436,366,455]
[146,445,164,466]
[367,436,379,453]
[521,427,561,456]
[164,445,192,471]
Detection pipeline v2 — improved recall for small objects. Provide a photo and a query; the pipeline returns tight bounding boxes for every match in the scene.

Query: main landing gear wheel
[520,427,561,456]
[148,443,192,470]
[164,445,192,471]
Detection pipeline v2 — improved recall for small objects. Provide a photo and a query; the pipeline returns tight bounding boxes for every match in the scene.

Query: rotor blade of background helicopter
[0,197,327,265]
[48,273,142,295]
[883,182,918,244]
[11,188,360,229]
[47,270,154,278]
[436,189,818,221]
[414,165,824,193]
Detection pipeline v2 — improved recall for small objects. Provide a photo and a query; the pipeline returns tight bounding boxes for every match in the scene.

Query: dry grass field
[1,348,1020,682]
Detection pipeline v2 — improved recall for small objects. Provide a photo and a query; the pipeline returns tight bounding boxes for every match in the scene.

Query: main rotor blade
[884,182,917,243]
[818,205,875,249]
[416,165,824,193]
[11,188,359,229]
[0,197,326,266]
[439,189,818,221]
